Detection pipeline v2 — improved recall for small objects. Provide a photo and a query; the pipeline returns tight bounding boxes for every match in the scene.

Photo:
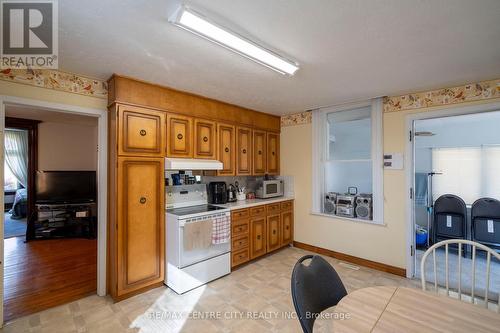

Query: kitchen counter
[214,196,294,210]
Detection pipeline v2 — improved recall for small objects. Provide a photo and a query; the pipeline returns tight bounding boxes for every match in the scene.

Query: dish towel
[212,214,231,245]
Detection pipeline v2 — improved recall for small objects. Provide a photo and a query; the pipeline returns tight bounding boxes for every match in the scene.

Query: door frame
[404,100,500,278]
[0,95,108,326]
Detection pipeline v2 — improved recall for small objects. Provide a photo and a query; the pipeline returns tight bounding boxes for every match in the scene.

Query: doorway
[0,95,108,326]
[407,107,500,300]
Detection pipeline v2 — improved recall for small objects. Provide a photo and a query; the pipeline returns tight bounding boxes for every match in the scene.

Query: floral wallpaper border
[281,110,312,127]
[0,68,108,99]
[383,78,500,113]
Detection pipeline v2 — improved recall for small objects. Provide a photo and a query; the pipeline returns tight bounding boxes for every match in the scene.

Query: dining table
[332,286,500,332]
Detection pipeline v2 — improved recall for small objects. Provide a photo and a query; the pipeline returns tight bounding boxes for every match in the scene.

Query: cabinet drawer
[232,248,249,267]
[232,235,249,251]
[231,209,249,221]
[232,220,249,236]
[280,201,293,211]
[266,203,280,214]
[250,205,266,217]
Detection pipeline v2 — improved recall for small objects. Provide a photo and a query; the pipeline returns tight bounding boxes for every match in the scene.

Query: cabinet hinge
[409,187,413,199]
[409,130,413,142]
[411,245,415,256]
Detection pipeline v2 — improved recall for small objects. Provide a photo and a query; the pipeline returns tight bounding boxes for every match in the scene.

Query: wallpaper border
[0,68,108,99]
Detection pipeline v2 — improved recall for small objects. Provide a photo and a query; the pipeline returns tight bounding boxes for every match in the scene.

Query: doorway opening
[410,110,500,301]
[2,105,99,322]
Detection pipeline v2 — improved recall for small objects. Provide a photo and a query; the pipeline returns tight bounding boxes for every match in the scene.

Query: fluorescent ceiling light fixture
[170,6,299,75]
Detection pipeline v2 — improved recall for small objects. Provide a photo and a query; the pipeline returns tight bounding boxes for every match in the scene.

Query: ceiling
[6,105,98,126]
[59,0,500,115]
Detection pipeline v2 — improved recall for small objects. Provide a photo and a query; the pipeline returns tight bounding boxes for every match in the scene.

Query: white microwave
[256,180,284,198]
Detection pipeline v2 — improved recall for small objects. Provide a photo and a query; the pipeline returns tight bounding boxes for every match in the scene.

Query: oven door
[178,214,230,268]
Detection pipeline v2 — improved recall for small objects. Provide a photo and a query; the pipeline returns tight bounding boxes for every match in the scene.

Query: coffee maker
[208,182,227,204]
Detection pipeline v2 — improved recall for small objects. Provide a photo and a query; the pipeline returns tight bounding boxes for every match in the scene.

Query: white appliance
[166,184,231,294]
[164,157,223,171]
[256,180,284,198]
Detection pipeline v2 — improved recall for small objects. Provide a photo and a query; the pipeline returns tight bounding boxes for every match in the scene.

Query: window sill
[310,212,386,226]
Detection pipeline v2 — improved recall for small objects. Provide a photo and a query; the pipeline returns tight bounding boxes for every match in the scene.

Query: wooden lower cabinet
[266,214,281,252]
[281,210,293,246]
[250,217,267,259]
[110,157,165,299]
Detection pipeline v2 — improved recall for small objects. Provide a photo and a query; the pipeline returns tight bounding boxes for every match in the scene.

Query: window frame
[312,98,384,225]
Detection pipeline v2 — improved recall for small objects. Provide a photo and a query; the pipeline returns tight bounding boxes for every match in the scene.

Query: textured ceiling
[58,0,500,115]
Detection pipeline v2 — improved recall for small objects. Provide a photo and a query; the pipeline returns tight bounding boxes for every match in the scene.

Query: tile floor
[1,247,419,333]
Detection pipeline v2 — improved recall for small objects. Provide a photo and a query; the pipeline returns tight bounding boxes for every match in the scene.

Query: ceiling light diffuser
[170,6,299,75]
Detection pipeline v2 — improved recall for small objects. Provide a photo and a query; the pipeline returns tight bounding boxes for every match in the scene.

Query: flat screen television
[36,171,97,204]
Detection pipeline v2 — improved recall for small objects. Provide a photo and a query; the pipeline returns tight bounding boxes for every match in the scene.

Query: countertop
[214,196,294,210]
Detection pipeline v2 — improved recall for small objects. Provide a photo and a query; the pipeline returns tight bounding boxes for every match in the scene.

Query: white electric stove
[165,184,231,294]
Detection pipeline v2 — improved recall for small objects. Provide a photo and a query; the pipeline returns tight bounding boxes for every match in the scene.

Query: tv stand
[27,202,97,241]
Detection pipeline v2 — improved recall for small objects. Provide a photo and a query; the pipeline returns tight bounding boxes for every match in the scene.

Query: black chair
[291,255,347,333]
[471,198,500,251]
[433,194,467,245]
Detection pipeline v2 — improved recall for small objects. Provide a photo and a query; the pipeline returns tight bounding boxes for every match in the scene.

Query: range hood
[164,158,223,171]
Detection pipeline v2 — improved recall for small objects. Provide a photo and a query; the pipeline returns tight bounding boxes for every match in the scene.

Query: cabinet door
[167,114,193,157]
[217,123,235,175]
[253,130,267,175]
[267,214,281,252]
[267,132,280,175]
[194,119,216,159]
[236,126,252,175]
[281,210,293,246]
[250,217,267,259]
[118,105,165,157]
[117,157,164,296]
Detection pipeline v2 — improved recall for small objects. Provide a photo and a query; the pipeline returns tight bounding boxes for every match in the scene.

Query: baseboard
[293,241,406,277]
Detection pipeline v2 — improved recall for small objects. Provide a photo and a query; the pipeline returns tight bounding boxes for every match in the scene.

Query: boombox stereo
[355,194,373,220]
[336,194,356,218]
[324,192,337,215]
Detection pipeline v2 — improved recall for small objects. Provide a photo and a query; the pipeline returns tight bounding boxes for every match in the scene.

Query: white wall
[38,122,98,171]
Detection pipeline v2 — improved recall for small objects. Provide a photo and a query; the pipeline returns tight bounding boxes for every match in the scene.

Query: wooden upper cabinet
[217,123,235,175]
[236,127,252,176]
[250,217,267,259]
[116,157,164,296]
[194,119,216,159]
[167,114,193,158]
[118,105,165,157]
[253,130,267,175]
[267,132,280,175]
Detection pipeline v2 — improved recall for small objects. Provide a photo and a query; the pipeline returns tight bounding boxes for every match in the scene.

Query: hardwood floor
[3,236,97,323]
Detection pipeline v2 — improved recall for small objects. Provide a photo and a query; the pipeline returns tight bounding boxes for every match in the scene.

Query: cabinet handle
[140,129,147,136]
[257,235,261,240]
[139,197,147,204]
[203,136,208,142]
[242,149,247,154]
[273,230,276,235]
[272,151,275,156]
[225,147,229,153]
[177,133,183,140]
[286,226,289,230]
[258,150,262,155]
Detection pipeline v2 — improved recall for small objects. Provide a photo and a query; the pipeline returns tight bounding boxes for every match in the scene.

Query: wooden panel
[280,210,293,246]
[217,123,235,175]
[236,126,252,175]
[280,200,293,211]
[109,75,281,132]
[194,118,216,159]
[231,235,249,251]
[266,203,280,215]
[167,114,193,157]
[266,132,280,175]
[267,214,281,252]
[250,217,267,259]
[253,130,267,175]
[231,208,249,221]
[117,157,164,296]
[249,205,266,217]
[3,237,97,322]
[232,248,250,267]
[118,104,165,157]
[231,219,249,237]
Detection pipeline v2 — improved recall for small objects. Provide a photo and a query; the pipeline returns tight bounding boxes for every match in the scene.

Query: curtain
[4,129,29,188]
